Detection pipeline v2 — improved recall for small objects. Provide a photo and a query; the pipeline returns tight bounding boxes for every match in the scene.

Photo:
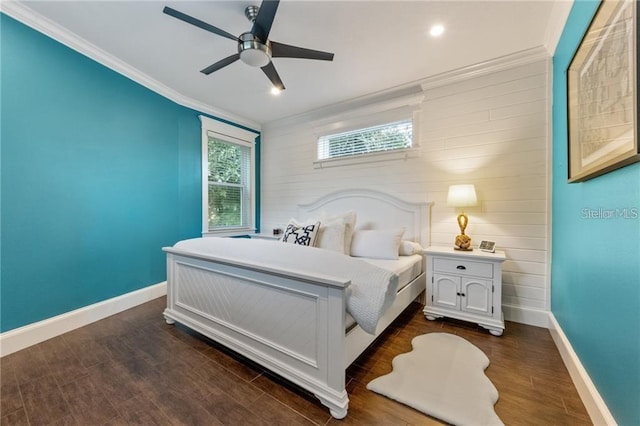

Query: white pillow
[318,211,356,255]
[399,240,424,256]
[315,217,347,254]
[281,219,320,247]
[350,229,405,260]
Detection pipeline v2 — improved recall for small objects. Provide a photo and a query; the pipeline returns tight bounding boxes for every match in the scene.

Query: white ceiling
[3,1,571,127]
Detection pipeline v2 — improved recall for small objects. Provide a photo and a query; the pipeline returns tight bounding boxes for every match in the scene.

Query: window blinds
[317,119,412,160]
[207,137,251,229]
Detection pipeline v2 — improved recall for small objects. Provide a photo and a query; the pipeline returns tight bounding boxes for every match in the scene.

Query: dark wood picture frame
[567,0,640,183]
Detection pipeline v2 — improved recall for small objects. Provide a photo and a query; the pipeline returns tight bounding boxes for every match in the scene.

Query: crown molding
[263,84,424,133]
[309,90,424,128]
[0,1,261,131]
[542,0,574,56]
[419,46,551,91]
[264,46,550,132]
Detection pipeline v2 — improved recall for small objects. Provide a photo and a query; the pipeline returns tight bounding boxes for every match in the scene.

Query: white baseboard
[503,304,550,328]
[548,314,617,426]
[0,282,167,357]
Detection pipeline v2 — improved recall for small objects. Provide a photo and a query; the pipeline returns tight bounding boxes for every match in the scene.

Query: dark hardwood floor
[1,297,591,425]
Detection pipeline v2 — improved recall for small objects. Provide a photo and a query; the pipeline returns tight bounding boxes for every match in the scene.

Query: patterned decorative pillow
[281,219,321,246]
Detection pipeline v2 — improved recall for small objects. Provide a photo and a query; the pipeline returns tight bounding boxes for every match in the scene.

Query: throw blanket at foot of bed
[171,237,398,334]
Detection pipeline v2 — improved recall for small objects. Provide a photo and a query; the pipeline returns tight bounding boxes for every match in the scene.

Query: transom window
[317,119,413,160]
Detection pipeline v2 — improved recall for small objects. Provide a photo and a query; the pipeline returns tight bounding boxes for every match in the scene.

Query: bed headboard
[298,189,432,246]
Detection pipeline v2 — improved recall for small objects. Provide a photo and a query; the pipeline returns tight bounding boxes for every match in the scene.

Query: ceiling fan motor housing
[238,32,272,67]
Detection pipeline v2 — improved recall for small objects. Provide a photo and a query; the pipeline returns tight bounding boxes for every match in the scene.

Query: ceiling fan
[163,1,334,91]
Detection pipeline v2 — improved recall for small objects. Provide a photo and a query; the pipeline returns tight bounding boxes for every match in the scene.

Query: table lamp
[447,184,477,251]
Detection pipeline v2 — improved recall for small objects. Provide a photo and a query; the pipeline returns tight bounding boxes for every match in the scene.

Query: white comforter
[172,237,398,334]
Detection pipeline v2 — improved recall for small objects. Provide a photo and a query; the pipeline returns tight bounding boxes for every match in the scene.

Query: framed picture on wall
[567,0,640,183]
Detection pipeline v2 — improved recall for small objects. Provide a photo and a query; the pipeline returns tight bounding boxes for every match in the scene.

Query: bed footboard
[163,251,351,418]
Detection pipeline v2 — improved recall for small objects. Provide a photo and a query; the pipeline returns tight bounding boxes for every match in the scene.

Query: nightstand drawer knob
[456,265,466,270]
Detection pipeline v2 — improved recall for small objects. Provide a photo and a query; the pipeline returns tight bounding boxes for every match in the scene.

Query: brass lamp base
[453,212,473,250]
[454,234,473,251]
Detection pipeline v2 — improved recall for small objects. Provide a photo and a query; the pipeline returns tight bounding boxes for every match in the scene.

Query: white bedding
[172,237,398,334]
[363,254,423,292]
[346,254,423,331]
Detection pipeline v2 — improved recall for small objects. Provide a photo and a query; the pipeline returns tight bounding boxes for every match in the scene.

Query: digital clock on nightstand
[479,240,496,253]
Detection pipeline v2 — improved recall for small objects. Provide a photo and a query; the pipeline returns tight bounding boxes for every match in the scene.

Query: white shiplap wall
[260,57,550,324]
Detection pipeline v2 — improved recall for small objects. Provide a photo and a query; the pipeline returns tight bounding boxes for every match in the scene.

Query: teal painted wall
[552,2,640,425]
[0,14,207,332]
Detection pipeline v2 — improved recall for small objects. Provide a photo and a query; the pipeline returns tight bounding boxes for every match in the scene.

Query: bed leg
[163,307,176,325]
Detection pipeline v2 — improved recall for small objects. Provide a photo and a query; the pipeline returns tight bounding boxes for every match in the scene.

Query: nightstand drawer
[433,257,493,278]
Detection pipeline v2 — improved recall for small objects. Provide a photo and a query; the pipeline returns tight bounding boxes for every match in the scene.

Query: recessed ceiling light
[271,87,281,95]
[430,24,445,37]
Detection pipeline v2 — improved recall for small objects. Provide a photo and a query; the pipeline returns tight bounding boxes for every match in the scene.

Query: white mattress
[362,254,423,292]
[345,254,423,330]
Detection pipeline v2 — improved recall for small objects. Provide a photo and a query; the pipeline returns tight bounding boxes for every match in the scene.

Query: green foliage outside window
[208,138,245,228]
[327,124,411,158]
[318,119,413,160]
[208,186,242,228]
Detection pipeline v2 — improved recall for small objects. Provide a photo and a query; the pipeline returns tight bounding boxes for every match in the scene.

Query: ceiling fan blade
[261,62,285,91]
[251,0,279,42]
[270,41,334,61]
[201,54,240,75]
[163,6,237,42]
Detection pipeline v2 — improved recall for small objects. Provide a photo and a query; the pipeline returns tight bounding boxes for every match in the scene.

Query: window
[200,116,259,235]
[207,138,250,229]
[313,92,422,168]
[317,119,413,160]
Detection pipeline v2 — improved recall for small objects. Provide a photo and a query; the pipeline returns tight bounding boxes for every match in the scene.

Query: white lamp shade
[447,184,478,207]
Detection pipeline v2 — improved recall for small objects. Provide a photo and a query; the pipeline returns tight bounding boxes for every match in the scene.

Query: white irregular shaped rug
[366,333,503,426]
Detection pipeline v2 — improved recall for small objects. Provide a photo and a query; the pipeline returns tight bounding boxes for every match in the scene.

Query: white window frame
[200,115,259,237]
[313,95,422,169]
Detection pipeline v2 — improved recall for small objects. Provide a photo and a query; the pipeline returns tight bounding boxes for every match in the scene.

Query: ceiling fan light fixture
[238,32,272,67]
[240,48,271,67]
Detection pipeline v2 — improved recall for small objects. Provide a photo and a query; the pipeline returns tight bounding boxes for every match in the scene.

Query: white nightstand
[250,233,281,241]
[423,246,506,336]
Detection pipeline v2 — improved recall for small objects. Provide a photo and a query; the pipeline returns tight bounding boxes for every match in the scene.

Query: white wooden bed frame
[162,189,432,418]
